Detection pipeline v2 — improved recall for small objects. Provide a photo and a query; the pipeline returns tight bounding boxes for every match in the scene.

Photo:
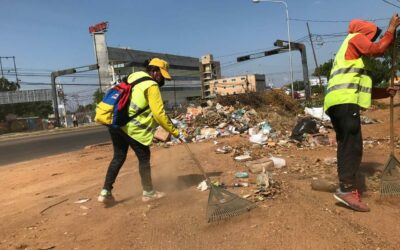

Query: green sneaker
[97,189,114,203]
[142,190,166,202]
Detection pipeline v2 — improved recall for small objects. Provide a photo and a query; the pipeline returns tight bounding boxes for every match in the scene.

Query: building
[91,30,202,107]
[199,54,221,98]
[209,74,266,96]
[309,76,328,86]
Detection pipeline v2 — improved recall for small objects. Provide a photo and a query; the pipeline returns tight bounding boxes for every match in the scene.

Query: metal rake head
[206,185,256,222]
[380,154,400,196]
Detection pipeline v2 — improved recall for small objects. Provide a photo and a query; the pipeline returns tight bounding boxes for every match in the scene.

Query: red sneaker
[333,190,370,212]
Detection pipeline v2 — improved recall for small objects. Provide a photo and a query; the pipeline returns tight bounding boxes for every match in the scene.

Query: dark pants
[103,128,153,192]
[327,104,363,192]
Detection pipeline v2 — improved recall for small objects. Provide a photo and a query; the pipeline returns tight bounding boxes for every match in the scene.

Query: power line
[290,17,390,23]
[381,0,400,8]
[19,81,99,86]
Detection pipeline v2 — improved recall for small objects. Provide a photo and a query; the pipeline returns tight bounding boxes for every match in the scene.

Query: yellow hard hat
[149,58,172,80]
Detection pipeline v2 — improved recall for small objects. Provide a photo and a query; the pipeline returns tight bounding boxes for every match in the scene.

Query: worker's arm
[372,87,391,99]
[146,85,179,137]
[347,31,394,58]
[372,87,398,99]
[347,15,400,59]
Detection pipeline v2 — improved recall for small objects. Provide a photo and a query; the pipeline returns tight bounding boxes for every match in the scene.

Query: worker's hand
[178,131,188,143]
[388,14,400,33]
[387,86,399,97]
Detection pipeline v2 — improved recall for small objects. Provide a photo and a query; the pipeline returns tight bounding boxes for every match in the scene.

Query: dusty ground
[1,101,400,250]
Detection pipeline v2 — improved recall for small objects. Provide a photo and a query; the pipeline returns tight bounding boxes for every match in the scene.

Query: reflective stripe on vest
[326,83,372,94]
[130,117,156,133]
[130,101,143,113]
[323,33,372,111]
[122,71,159,145]
[329,67,370,79]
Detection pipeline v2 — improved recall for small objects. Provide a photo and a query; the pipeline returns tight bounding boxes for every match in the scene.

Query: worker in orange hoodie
[324,14,400,212]
[98,58,187,204]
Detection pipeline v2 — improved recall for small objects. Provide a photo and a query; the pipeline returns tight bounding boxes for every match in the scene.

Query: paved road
[0,126,110,166]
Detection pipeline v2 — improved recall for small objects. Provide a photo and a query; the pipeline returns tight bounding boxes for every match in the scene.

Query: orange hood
[348,19,379,41]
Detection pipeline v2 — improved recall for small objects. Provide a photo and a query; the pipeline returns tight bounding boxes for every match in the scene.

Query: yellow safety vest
[122,71,158,145]
[324,33,372,112]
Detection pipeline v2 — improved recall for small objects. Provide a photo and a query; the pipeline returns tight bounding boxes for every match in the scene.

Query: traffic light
[274,40,287,47]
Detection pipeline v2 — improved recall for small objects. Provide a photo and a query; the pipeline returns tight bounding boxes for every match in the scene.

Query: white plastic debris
[248,127,258,136]
[269,156,286,169]
[234,155,252,162]
[215,145,233,154]
[304,107,330,121]
[249,133,268,145]
[197,180,209,191]
[74,198,90,204]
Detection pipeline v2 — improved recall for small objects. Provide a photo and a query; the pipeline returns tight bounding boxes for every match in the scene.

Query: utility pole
[0,56,18,83]
[12,56,19,84]
[50,64,98,127]
[307,22,323,92]
[173,80,177,109]
[0,57,3,78]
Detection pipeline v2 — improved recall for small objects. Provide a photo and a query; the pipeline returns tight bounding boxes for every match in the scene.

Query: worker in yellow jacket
[98,58,187,203]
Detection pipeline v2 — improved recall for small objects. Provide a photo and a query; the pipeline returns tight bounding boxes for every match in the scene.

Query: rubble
[360,115,380,124]
[311,178,338,193]
[215,145,233,154]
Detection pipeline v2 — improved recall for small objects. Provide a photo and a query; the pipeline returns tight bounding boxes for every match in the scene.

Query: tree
[93,88,104,104]
[313,59,333,80]
[76,103,95,112]
[0,77,20,91]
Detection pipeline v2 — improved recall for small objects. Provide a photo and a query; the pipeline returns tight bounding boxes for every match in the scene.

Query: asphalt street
[0,126,110,166]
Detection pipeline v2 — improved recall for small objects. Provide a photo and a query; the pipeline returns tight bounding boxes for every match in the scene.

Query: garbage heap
[154,90,303,144]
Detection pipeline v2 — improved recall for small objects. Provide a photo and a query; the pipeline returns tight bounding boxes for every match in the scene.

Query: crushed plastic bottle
[235,171,249,178]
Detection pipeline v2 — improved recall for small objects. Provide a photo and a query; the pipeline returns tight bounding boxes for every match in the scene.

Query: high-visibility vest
[122,71,158,146]
[324,33,372,112]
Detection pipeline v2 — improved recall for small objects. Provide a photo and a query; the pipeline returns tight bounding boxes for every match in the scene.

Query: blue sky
[0,0,398,106]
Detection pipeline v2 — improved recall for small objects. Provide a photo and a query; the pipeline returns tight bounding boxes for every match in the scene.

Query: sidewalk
[0,123,102,142]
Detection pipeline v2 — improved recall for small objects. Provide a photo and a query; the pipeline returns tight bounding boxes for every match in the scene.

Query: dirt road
[1,105,400,249]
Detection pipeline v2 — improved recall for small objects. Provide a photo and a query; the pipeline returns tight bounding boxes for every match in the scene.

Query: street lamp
[252,0,295,98]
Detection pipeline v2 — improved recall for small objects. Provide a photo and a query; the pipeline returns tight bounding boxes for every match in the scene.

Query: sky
[0,0,399,108]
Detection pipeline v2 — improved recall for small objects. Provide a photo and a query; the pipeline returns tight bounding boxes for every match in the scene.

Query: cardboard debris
[245,157,274,174]
[154,126,170,142]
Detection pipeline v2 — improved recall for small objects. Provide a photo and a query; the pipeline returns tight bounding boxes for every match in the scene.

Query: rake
[380,31,400,196]
[183,143,256,222]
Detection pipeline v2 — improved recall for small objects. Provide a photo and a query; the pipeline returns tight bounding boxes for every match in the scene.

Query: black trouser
[327,104,363,192]
[103,128,153,192]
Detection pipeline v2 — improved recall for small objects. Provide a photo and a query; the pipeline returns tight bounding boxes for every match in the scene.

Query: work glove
[178,131,188,143]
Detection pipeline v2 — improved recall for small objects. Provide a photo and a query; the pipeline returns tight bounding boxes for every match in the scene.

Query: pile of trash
[154,90,305,145]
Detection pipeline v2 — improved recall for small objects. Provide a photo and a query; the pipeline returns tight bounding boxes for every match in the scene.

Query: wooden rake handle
[183,143,212,183]
[390,31,397,155]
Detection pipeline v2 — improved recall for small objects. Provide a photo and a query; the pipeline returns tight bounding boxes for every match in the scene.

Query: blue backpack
[95,76,152,128]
